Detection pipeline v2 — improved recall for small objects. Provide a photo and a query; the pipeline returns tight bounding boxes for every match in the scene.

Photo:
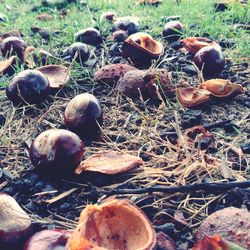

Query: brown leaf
[75,150,143,175]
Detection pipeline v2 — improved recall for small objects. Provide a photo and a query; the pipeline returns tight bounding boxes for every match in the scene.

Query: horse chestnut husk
[6,69,50,105]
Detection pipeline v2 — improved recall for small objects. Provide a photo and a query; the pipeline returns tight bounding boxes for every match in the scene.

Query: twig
[88,180,250,196]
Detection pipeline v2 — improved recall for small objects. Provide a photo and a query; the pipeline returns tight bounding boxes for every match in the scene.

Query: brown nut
[64,93,103,139]
[29,129,84,174]
[0,194,33,249]
[122,32,164,66]
[100,11,117,22]
[66,198,157,250]
[163,21,183,41]
[193,45,225,76]
[75,28,103,45]
[6,69,50,106]
[199,79,244,97]
[0,37,27,62]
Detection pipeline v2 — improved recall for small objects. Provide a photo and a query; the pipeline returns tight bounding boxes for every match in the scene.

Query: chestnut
[64,42,89,63]
[0,37,27,62]
[193,45,225,76]
[162,21,183,41]
[100,11,117,22]
[112,30,128,42]
[29,129,84,174]
[6,69,50,106]
[23,229,71,250]
[112,17,139,35]
[0,194,32,250]
[64,93,103,139]
[75,28,103,45]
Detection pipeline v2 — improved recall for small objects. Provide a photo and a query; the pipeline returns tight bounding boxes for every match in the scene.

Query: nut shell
[122,32,164,65]
[94,63,137,86]
[6,69,50,105]
[29,129,84,174]
[193,45,225,76]
[66,198,156,250]
[116,68,173,100]
[195,207,250,249]
[181,37,220,54]
[64,93,103,139]
[199,79,244,97]
[36,65,70,89]
[176,87,211,108]
[75,150,143,175]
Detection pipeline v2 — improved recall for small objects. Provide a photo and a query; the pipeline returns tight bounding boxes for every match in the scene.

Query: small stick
[87,180,250,196]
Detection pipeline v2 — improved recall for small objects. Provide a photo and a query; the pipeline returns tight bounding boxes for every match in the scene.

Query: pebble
[240,142,250,154]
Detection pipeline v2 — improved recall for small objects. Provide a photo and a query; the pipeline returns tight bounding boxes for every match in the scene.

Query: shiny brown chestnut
[64,93,103,139]
[122,32,164,66]
[6,69,50,106]
[0,194,33,250]
[163,21,183,41]
[193,45,225,76]
[64,42,89,63]
[0,37,27,62]
[112,30,128,42]
[100,11,117,22]
[75,28,103,46]
[112,17,139,35]
[23,229,72,250]
[29,129,84,174]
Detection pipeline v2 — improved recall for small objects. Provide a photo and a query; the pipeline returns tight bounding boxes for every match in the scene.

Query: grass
[0,0,249,241]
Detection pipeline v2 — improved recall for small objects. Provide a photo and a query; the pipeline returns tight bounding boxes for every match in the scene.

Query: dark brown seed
[6,69,50,105]
[29,129,84,174]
